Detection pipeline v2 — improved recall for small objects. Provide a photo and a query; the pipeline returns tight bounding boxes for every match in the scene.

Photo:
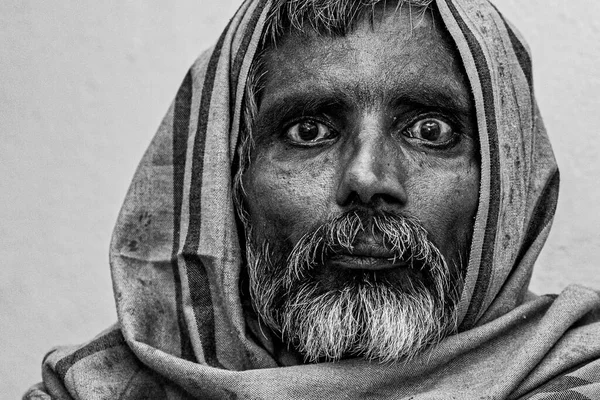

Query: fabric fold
[26,0,600,399]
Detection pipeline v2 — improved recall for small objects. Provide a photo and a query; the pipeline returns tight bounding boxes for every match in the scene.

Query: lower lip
[327,255,407,271]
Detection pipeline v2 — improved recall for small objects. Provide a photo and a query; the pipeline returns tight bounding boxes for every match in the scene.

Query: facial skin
[241,4,479,361]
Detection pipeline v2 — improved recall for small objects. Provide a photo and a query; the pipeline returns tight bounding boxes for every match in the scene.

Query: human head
[234,0,479,362]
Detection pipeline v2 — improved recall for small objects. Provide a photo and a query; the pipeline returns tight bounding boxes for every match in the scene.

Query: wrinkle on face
[242,2,479,289]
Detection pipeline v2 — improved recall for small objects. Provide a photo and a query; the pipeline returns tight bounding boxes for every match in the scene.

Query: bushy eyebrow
[257,80,473,128]
[389,83,473,115]
[258,90,349,128]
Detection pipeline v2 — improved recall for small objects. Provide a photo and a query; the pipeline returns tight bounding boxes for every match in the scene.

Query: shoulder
[517,358,600,399]
[27,326,173,400]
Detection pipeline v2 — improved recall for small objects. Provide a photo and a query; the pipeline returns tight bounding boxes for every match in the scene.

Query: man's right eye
[285,120,336,145]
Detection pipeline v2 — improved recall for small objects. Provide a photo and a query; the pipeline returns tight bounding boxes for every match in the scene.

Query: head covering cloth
[27,0,600,399]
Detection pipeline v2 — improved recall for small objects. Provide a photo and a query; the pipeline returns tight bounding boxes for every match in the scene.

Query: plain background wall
[1,0,599,396]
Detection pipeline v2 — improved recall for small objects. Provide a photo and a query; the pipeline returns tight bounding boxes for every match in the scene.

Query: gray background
[1,0,599,397]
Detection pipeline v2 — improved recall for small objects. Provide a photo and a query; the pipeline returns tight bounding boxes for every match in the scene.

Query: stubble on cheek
[242,154,334,246]
[441,164,479,280]
[401,155,479,279]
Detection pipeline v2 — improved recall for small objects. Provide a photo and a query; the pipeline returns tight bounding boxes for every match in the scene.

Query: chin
[244,210,463,363]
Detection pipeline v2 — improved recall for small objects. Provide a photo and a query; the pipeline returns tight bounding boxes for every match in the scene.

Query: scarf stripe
[171,70,197,362]
[513,170,559,270]
[490,4,533,93]
[229,0,273,162]
[444,0,501,328]
[181,22,232,368]
[54,330,125,380]
[181,0,271,368]
[229,0,255,66]
[230,0,270,114]
[505,34,532,93]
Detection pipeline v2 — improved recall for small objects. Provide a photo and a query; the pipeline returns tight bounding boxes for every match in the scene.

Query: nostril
[338,191,361,208]
[338,188,407,209]
[374,193,404,206]
[335,137,408,207]
[336,165,409,207]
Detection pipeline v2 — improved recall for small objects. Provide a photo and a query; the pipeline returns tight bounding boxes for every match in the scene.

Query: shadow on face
[243,2,479,279]
[239,1,480,362]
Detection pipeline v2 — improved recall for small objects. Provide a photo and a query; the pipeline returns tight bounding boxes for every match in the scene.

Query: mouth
[326,243,408,271]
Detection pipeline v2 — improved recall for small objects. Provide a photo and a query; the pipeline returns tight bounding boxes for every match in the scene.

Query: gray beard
[245,210,463,363]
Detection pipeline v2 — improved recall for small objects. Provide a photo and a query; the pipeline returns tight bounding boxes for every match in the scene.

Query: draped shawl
[26,0,600,399]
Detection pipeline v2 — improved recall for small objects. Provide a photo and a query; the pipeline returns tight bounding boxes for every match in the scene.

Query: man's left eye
[285,120,335,145]
[403,118,455,144]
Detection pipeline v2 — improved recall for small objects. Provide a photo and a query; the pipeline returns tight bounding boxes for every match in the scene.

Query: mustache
[244,208,460,361]
[284,209,448,287]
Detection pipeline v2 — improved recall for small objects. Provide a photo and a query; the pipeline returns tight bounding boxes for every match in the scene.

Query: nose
[335,123,408,208]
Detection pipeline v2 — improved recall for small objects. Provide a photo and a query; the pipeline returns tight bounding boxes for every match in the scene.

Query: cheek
[408,161,480,254]
[242,154,334,243]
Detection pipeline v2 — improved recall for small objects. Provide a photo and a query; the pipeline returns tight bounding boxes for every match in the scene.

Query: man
[25,0,600,399]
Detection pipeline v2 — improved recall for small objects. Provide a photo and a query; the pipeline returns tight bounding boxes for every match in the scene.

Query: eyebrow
[258,90,349,126]
[390,84,473,115]
[258,80,473,127]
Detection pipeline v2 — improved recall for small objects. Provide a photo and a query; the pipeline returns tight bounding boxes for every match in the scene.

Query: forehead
[259,5,471,115]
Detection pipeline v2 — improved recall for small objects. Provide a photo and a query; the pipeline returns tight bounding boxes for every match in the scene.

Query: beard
[244,209,464,363]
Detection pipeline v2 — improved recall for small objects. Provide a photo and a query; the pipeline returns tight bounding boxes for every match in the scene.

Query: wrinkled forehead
[277,4,456,54]
[263,0,437,42]
[253,1,473,121]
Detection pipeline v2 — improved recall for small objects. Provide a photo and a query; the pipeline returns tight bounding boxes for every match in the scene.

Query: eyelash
[282,117,338,145]
[400,112,462,150]
[281,112,463,150]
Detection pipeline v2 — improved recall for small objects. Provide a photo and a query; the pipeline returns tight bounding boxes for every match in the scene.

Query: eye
[285,120,335,145]
[403,117,456,144]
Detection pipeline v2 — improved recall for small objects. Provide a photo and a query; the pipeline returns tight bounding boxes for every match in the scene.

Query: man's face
[241,4,479,362]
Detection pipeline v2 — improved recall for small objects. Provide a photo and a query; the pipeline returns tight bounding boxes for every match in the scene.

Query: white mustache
[285,209,447,287]
[244,208,461,362]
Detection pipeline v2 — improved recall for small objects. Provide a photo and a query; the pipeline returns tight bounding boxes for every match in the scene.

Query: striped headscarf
[27,0,600,399]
